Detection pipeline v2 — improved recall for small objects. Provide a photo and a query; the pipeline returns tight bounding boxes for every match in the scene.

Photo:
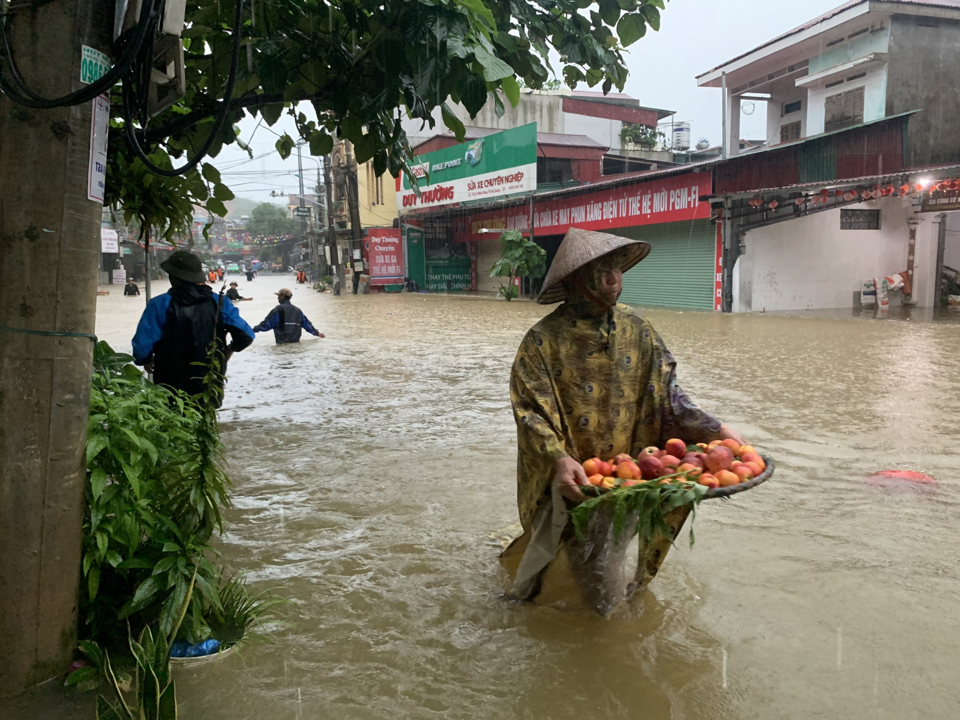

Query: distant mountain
[224,197,259,219]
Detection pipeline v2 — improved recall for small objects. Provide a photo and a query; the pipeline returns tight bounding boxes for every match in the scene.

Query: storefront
[612,219,718,311]
[454,170,718,308]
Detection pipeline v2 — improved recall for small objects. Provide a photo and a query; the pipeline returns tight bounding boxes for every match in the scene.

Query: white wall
[565,113,621,151]
[805,65,888,136]
[452,91,566,134]
[733,197,938,312]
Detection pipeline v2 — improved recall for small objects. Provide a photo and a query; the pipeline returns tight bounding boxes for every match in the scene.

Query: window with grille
[783,100,802,116]
[840,209,881,230]
[780,121,802,143]
[825,86,865,133]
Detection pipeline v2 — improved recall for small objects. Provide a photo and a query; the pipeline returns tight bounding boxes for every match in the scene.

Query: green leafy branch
[571,475,707,548]
[489,229,546,301]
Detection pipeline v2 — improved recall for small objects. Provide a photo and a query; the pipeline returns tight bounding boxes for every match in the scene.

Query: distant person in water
[253,288,324,344]
[124,279,140,296]
[226,282,251,302]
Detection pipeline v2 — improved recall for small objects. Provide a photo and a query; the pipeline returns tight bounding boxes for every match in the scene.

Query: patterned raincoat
[510,301,722,530]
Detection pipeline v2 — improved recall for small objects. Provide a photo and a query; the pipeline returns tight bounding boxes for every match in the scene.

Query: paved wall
[733,197,938,312]
[886,14,960,166]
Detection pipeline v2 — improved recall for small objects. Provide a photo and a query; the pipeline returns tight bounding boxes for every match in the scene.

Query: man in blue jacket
[253,288,325,344]
[132,251,255,399]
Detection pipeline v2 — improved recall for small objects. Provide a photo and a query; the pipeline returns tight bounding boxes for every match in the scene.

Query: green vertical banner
[404,226,426,290]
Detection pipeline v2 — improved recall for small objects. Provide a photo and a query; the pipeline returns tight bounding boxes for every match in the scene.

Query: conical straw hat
[537,227,651,305]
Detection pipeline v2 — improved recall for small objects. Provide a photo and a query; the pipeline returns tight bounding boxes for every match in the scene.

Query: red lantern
[886,184,896,196]
[835,189,845,198]
[915,183,925,192]
[769,200,779,210]
[795,197,804,206]
[899,184,911,196]
[861,190,872,200]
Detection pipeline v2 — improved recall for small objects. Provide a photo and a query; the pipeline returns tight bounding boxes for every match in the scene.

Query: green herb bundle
[570,476,708,548]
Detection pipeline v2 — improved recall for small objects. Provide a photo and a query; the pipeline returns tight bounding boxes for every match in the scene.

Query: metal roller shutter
[476,240,502,293]
[613,220,716,311]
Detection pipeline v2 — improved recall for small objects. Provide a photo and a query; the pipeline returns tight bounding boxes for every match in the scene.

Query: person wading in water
[226,281,251,302]
[499,227,746,613]
[132,250,255,402]
[253,288,325,344]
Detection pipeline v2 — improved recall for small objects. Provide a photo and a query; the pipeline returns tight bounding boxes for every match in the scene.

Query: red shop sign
[457,171,712,242]
[363,228,404,285]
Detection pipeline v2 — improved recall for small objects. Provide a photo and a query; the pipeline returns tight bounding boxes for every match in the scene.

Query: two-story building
[698,0,960,165]
[405,88,678,175]
[698,0,960,313]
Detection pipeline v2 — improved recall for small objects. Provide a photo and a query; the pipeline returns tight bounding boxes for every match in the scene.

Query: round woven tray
[583,454,775,500]
[703,454,775,499]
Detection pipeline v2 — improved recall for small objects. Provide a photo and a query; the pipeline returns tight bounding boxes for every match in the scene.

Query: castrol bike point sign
[397,124,537,212]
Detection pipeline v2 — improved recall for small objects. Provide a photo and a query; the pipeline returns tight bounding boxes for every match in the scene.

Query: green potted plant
[489,230,547,301]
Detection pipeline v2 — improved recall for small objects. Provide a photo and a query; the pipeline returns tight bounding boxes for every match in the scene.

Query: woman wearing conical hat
[501,227,746,612]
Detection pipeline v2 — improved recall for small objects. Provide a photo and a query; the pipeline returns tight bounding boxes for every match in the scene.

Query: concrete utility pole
[323,153,340,289]
[345,143,363,246]
[0,0,115,697]
[296,141,307,252]
[339,143,363,293]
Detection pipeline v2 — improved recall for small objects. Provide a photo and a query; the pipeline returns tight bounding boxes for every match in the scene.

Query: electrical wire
[0,0,158,109]
[2,0,244,179]
[122,0,244,177]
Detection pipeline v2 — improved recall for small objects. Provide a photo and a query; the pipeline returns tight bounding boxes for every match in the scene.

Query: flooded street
[84,277,960,718]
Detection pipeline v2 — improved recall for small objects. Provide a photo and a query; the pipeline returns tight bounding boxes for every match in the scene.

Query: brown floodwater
[9,275,960,719]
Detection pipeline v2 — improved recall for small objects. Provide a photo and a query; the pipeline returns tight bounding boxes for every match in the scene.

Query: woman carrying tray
[500,227,746,613]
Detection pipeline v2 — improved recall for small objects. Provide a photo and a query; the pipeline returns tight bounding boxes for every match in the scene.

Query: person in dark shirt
[124,280,140,296]
[225,282,251,302]
[132,251,255,400]
[253,288,324,344]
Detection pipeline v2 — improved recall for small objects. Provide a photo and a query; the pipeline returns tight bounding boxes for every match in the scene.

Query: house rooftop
[570,90,675,119]
[698,0,960,87]
[412,127,608,153]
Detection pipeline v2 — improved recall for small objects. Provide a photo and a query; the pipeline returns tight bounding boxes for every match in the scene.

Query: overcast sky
[214,0,845,205]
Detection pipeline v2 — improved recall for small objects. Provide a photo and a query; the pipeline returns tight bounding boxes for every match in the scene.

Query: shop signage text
[364,228,404,285]
[456,171,713,242]
[101,228,119,253]
[921,184,960,213]
[398,124,537,212]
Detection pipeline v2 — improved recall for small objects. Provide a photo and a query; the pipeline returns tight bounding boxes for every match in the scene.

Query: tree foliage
[106,0,669,231]
[620,122,665,149]
[245,202,300,237]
